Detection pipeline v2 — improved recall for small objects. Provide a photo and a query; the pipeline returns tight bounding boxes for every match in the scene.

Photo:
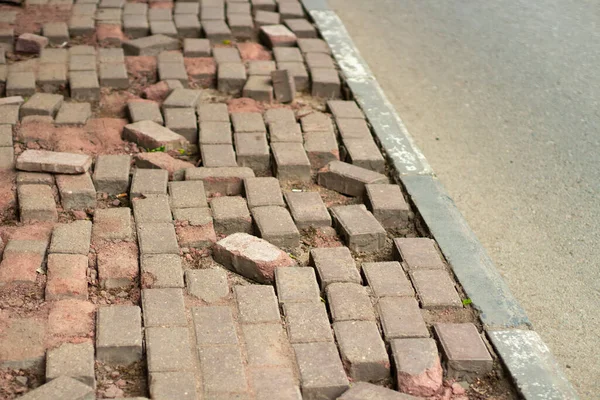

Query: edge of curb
[301,1,580,398]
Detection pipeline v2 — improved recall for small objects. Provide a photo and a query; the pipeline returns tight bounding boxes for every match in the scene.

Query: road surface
[328,0,600,397]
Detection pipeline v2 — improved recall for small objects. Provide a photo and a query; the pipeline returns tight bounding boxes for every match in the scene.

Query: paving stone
[137,223,180,255]
[363,261,414,298]
[327,100,364,120]
[196,103,228,124]
[393,238,445,270]
[158,51,185,65]
[243,75,274,102]
[20,93,63,119]
[45,253,88,300]
[244,177,284,209]
[148,8,172,22]
[16,172,54,186]
[218,62,246,95]
[134,152,194,181]
[99,63,129,88]
[252,0,275,11]
[330,204,386,252]
[69,45,96,56]
[234,284,280,323]
[185,166,254,195]
[69,15,96,36]
[132,195,172,225]
[123,34,180,56]
[410,269,462,309]
[174,2,199,14]
[301,111,334,133]
[272,69,295,102]
[56,173,97,210]
[142,288,187,327]
[279,1,303,18]
[297,38,330,54]
[96,305,143,364]
[158,62,189,88]
[228,14,254,39]
[93,154,131,195]
[0,147,14,169]
[199,121,232,144]
[164,108,197,143]
[47,298,95,340]
[338,382,418,400]
[273,48,303,64]
[292,342,349,399]
[15,33,48,54]
[211,196,252,235]
[230,112,265,133]
[177,217,217,248]
[17,184,57,222]
[377,297,429,340]
[184,38,211,57]
[235,132,270,173]
[149,372,198,400]
[17,376,94,400]
[0,240,47,285]
[275,266,320,304]
[311,68,340,98]
[434,323,493,379]
[260,24,297,48]
[342,138,386,173]
[168,180,208,209]
[252,206,300,248]
[283,301,333,344]
[186,268,229,302]
[123,2,146,15]
[333,320,390,382]
[318,160,389,197]
[97,242,139,289]
[202,20,233,43]
[200,6,225,21]
[198,345,248,395]
[6,71,36,97]
[269,121,302,143]
[128,101,163,125]
[163,88,201,108]
[364,184,411,229]
[175,14,201,38]
[227,2,251,14]
[305,52,336,71]
[99,0,123,8]
[309,246,361,289]
[284,18,317,38]
[255,10,280,26]
[242,323,292,367]
[123,14,150,38]
[173,207,213,226]
[250,368,302,400]
[46,342,95,388]
[192,305,238,346]
[0,105,19,125]
[248,60,276,76]
[146,327,194,372]
[124,120,188,151]
[391,338,443,397]
[277,61,309,92]
[0,315,45,369]
[92,208,133,241]
[69,55,97,71]
[49,220,92,255]
[201,144,238,167]
[304,130,339,170]
[69,70,100,101]
[55,102,92,125]
[283,191,331,229]
[43,22,69,45]
[327,282,375,322]
[271,142,311,181]
[37,63,68,93]
[150,20,178,37]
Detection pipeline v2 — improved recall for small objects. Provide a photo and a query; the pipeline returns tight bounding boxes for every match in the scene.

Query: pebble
[103,384,124,398]
[15,376,28,386]
[112,200,121,206]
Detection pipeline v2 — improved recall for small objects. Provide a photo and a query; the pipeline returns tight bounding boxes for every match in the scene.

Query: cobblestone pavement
[0,1,514,399]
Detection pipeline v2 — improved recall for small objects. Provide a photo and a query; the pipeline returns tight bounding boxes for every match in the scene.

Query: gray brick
[199,121,232,144]
[123,14,149,38]
[184,38,211,57]
[242,323,292,367]
[363,261,414,298]
[327,100,364,120]
[149,372,198,400]
[235,285,280,324]
[186,268,229,302]
[244,177,284,209]
[56,173,97,210]
[93,154,131,195]
[55,102,92,125]
[330,204,386,252]
[69,71,100,101]
[231,112,266,133]
[284,18,317,39]
[226,3,250,15]
[235,132,270,173]
[142,288,187,327]
[69,16,95,37]
[185,166,255,195]
[193,305,238,345]
[17,376,94,400]
[137,223,180,255]
[130,168,168,197]
[96,305,143,364]
[243,75,274,102]
[69,55,97,71]
[318,160,389,197]
[311,68,341,99]
[202,20,233,43]
[279,1,303,18]
[99,48,125,64]
[123,34,179,57]
[46,342,95,388]
[309,247,361,289]
[148,8,172,21]
[123,2,146,15]
[304,130,339,170]
[260,24,297,48]
[211,196,252,235]
[37,64,67,93]
[305,52,336,70]
[6,72,35,97]
[169,180,208,209]
[0,147,14,169]
[333,320,390,382]
[146,327,194,372]
[283,191,331,229]
[292,342,349,399]
[248,60,276,76]
[174,2,198,14]
[198,345,248,394]
[255,10,280,26]
[342,138,386,173]
[0,105,19,125]
[158,62,189,87]
[393,238,445,270]
[391,338,443,397]
[175,14,201,38]
[377,297,429,340]
[410,269,462,308]
[297,38,330,54]
[338,382,417,400]
[158,51,185,65]
[301,112,334,132]
[250,368,302,400]
[0,125,12,147]
[16,172,53,186]
[365,184,410,229]
[150,20,178,37]
[273,47,303,63]
[283,302,333,344]
[163,88,201,108]
[99,0,124,8]
[16,149,92,174]
[218,63,247,95]
[275,266,320,304]
[20,93,63,119]
[277,62,309,91]
[269,122,303,143]
[201,144,237,167]
[141,254,184,288]
[252,206,300,249]
[49,220,92,255]
[213,47,242,64]
[92,208,133,241]
[228,14,254,39]
[128,101,163,124]
[173,207,213,226]
[434,323,493,379]
[43,22,69,45]
[99,63,129,88]
[164,108,197,143]
[272,142,311,181]
[272,69,295,103]
[200,6,225,21]
[326,282,375,322]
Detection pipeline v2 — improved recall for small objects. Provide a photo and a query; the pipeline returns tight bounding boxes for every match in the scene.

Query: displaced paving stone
[252,205,300,249]
[410,269,462,309]
[56,173,97,210]
[173,207,212,226]
[199,121,232,144]
[46,342,95,388]
[202,20,233,44]
[17,376,94,400]
[394,238,445,270]
[269,121,303,143]
[128,101,163,124]
[130,168,168,197]
[168,180,208,209]
[20,93,63,119]
[304,130,340,170]
[123,120,189,151]
[17,184,57,222]
[363,261,414,298]
[158,60,189,87]
[16,172,54,186]
[45,254,88,300]
[49,220,92,255]
[99,63,129,88]
[6,71,36,97]
[93,208,133,241]
[135,152,194,181]
[318,160,389,197]
[218,62,247,94]
[146,327,194,372]
[16,150,92,174]
[198,345,248,395]
[365,184,411,229]
[93,154,131,195]
[242,322,292,368]
[0,240,47,285]
[377,297,429,340]
[197,103,229,122]
[163,88,202,109]
[69,15,96,37]
[272,69,295,103]
[245,177,284,209]
[123,34,179,56]
[273,47,303,64]
[330,204,386,252]
[16,33,49,54]
[434,323,493,379]
[211,196,252,235]
[339,382,418,400]
[192,306,238,347]
[309,246,361,289]
[293,342,350,399]
[391,338,443,397]
[260,24,297,48]
[272,142,311,181]
[285,18,317,39]
[69,71,100,101]
[55,103,92,125]
[97,242,139,289]
[137,223,180,255]
[327,282,375,322]
[149,371,198,400]
[96,305,143,364]
[283,191,331,229]
[277,61,310,91]
[275,266,320,304]
[213,47,242,64]
[234,284,281,323]
[342,138,386,173]
[250,367,302,400]
[235,132,271,173]
[141,254,183,289]
[142,288,187,327]
[243,75,274,102]
[164,108,198,143]
[186,268,229,302]
[283,301,333,344]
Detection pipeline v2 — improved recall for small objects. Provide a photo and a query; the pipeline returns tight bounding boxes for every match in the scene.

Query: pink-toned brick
[47,299,96,340]
[97,242,139,289]
[0,251,44,285]
[0,316,46,370]
[45,254,89,301]
[176,223,217,249]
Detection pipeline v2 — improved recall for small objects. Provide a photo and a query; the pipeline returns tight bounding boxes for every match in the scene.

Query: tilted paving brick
[276,62,309,91]
[235,132,271,173]
[137,223,180,255]
[377,297,429,340]
[97,242,139,289]
[283,301,333,344]
[146,327,195,372]
[201,143,238,167]
[326,282,376,322]
[193,305,238,346]
[123,34,179,56]
[49,220,92,255]
[199,121,232,144]
[196,103,230,122]
[410,269,462,308]
[16,149,92,174]
[186,268,229,302]
[272,142,311,181]
[16,172,54,186]
[99,63,129,88]
[248,60,276,76]
[218,62,247,95]
[243,75,274,102]
[211,196,252,235]
[0,239,47,285]
[198,345,248,395]
[434,323,493,379]
[297,38,331,54]
[56,173,97,210]
[284,18,317,39]
[134,153,194,181]
[213,232,295,283]
[309,246,361,289]
[304,130,340,170]
[93,154,131,195]
[244,177,284,209]
[130,168,168,198]
[293,342,350,399]
[272,69,295,103]
[341,138,386,173]
[339,382,418,400]
[202,20,233,43]
[242,323,293,367]
[45,254,88,300]
[141,254,183,288]
[363,261,414,298]
[123,120,189,151]
[55,102,92,125]
[128,101,163,124]
[365,184,411,229]
[252,205,301,249]
[255,10,280,26]
[142,288,187,327]
[275,266,320,304]
[164,108,198,143]
[168,180,208,209]
[269,121,303,143]
[185,166,255,195]
[96,305,143,364]
[6,71,36,97]
[283,191,331,229]
[260,24,297,48]
[318,160,389,197]
[20,93,63,119]
[330,204,387,252]
[149,372,198,400]
[273,47,303,63]
[92,208,134,241]
[250,367,302,400]
[391,338,443,397]
[234,284,281,323]
[69,71,100,101]
[46,342,95,388]
[333,320,390,382]
[17,185,57,222]
[394,237,446,270]
[17,376,94,400]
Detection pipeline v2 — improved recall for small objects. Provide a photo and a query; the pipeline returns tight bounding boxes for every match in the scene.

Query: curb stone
[302,1,579,398]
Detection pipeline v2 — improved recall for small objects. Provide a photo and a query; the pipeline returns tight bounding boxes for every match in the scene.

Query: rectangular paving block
[164,108,198,143]
[365,184,411,229]
[149,371,198,400]
[175,14,201,38]
[46,342,95,388]
[326,282,375,322]
[123,14,150,39]
[271,142,311,181]
[142,288,187,327]
[283,191,331,229]
[292,342,350,399]
[192,306,238,346]
[199,121,232,144]
[130,168,168,197]
[301,112,334,133]
[69,71,100,101]
[393,238,446,270]
[185,166,255,195]
[243,323,294,369]
[197,102,229,122]
[434,323,493,379]
[40,48,68,64]
[186,268,229,302]
[391,338,443,397]
[363,261,414,298]
[137,223,180,255]
[338,382,414,400]
[124,120,189,151]
[252,205,300,249]
[148,8,172,21]
[309,246,361,289]
[377,297,429,340]
[133,195,173,224]
[218,62,247,94]
[304,130,340,170]
[255,10,280,26]
[201,144,237,167]
[211,196,252,235]
[234,285,281,324]
[273,47,303,63]
[268,122,303,143]
[250,367,302,400]
[231,112,266,133]
[202,20,233,43]
[17,184,58,222]
[128,101,163,124]
[93,154,131,195]
[173,207,213,226]
[318,160,389,197]
[92,208,133,241]
[168,180,208,209]
[198,345,248,395]
[96,305,143,364]
[158,61,189,86]
[141,254,184,288]
[20,93,63,119]
[235,132,271,173]
[410,269,462,308]
[17,376,94,400]
[99,63,129,88]
[272,69,295,103]
[330,204,387,252]
[243,75,274,102]
[283,301,334,344]
[0,147,14,169]
[56,173,97,210]
[260,24,297,48]
[327,100,364,120]
[6,71,36,97]
[0,105,19,126]
[342,138,386,173]
[45,253,88,300]
[275,266,320,304]
[244,177,284,209]
[285,19,317,39]
[54,102,92,125]
[16,172,54,186]
[43,22,69,45]
[213,47,242,64]
[123,34,180,56]
[336,118,372,141]
[146,327,194,372]
[97,242,139,289]
[150,20,178,37]
[333,320,390,382]
[69,16,95,37]
[248,60,276,76]
[17,150,92,174]
[184,38,211,58]
[311,68,341,99]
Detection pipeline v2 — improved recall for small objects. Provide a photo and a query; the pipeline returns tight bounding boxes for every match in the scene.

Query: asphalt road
[327,0,600,397]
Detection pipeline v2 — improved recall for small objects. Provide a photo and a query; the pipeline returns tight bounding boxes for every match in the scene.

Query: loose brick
[49,220,92,255]
[185,166,255,195]
[186,268,229,302]
[310,69,339,98]
[16,172,53,186]
[123,120,189,151]
[201,144,238,167]
[304,130,339,170]
[248,60,276,76]
[301,112,334,133]
[97,242,139,289]
[69,71,100,101]
[141,254,183,288]
[142,288,187,327]
[283,191,331,229]
[327,282,375,322]
[99,63,129,88]
[96,305,143,364]
[283,301,333,344]
[164,108,198,143]
[93,154,131,195]
[229,14,254,39]
[92,208,133,241]
[168,180,208,209]
[202,20,233,43]
[184,38,211,57]
[46,342,95,388]
[137,223,180,255]
[252,205,300,249]
[193,305,238,346]
[309,246,361,289]
[434,323,493,378]
[277,61,309,91]
[130,168,169,197]
[198,345,248,395]
[17,184,57,222]
[292,342,349,399]
[218,63,247,94]
[17,376,94,400]
[269,122,303,143]
[234,284,280,323]
[260,24,297,48]
[410,269,462,308]
[242,323,293,368]
[173,207,212,226]
[327,100,364,120]
[16,149,92,174]
[149,371,198,400]
[297,38,331,54]
[134,152,194,181]
[211,196,252,234]
[235,132,271,173]
[128,101,163,124]
[158,61,189,87]
[272,69,295,103]
[394,238,445,270]
[391,338,443,397]
[272,142,311,181]
[284,18,317,39]
[244,177,284,208]
[6,71,36,97]
[213,232,295,284]
[365,184,411,229]
[243,75,274,102]
[342,138,386,173]
[146,327,194,372]
[363,261,414,298]
[0,240,47,285]
[318,161,388,197]
[123,34,180,57]
[20,93,63,119]
[275,266,320,304]
[55,102,92,125]
[377,297,429,340]
[333,320,390,382]
[330,204,386,252]
[255,10,280,26]
[197,103,229,122]
[56,173,97,210]
[46,254,88,300]
[250,368,302,400]
[199,121,232,144]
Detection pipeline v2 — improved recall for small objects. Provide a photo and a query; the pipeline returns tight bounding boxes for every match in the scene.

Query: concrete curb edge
[301,1,580,398]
